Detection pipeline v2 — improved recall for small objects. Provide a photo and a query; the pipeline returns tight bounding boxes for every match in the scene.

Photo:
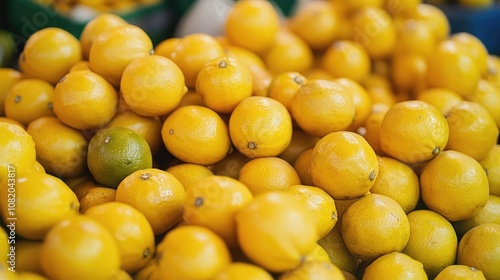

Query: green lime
[87,127,153,188]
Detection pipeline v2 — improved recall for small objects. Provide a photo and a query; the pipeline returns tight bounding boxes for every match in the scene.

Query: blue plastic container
[437,3,500,55]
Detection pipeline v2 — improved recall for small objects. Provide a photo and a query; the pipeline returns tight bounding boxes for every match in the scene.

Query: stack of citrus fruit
[1,0,500,279]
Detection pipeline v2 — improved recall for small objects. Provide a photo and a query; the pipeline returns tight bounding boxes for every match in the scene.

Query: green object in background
[169,0,299,17]
[6,0,175,47]
[0,30,16,67]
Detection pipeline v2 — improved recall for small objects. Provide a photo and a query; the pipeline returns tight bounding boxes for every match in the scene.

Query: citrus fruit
[248,64,273,96]
[342,0,383,12]
[15,272,48,280]
[351,7,397,59]
[105,110,163,155]
[115,168,185,235]
[390,53,427,95]
[420,150,489,221]
[236,191,317,272]
[278,128,319,166]
[362,105,389,155]
[479,145,500,195]
[84,202,155,274]
[154,37,180,59]
[445,101,499,161]
[434,265,486,280]
[87,127,153,188]
[165,163,214,190]
[283,185,338,239]
[0,171,79,240]
[0,227,7,263]
[195,56,253,114]
[365,86,396,108]
[27,116,88,178]
[303,68,333,81]
[69,60,90,72]
[290,79,356,137]
[369,156,420,213]
[318,225,359,275]
[210,150,250,179]
[53,70,118,130]
[40,215,121,280]
[161,105,231,165]
[0,263,18,280]
[288,1,338,50]
[457,223,500,280]
[120,55,186,117]
[4,78,55,126]
[321,40,371,83]
[279,260,345,280]
[224,0,280,53]
[361,252,427,280]
[394,19,436,57]
[379,100,449,164]
[212,262,273,280]
[310,131,379,200]
[0,117,24,129]
[305,243,332,263]
[19,27,81,85]
[71,179,105,201]
[238,157,301,195]
[268,71,307,114]
[0,122,36,179]
[170,33,225,88]
[0,68,22,116]
[451,32,488,77]
[229,96,293,158]
[15,240,43,274]
[403,210,458,278]
[334,78,372,131]
[263,30,314,75]
[79,13,128,60]
[426,39,481,97]
[293,147,314,186]
[466,79,500,128]
[183,175,253,248]
[225,45,266,70]
[89,24,153,87]
[416,88,463,114]
[156,225,231,280]
[78,186,116,214]
[134,259,156,280]
[340,193,410,261]
[177,90,204,108]
[411,3,450,42]
[453,195,500,238]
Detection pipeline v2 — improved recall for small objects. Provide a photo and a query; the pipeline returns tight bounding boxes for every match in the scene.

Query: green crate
[6,0,175,48]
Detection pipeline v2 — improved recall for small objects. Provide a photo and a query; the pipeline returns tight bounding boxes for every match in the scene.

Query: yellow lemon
[403,210,458,278]
[229,96,293,158]
[183,175,253,248]
[236,192,317,272]
[161,105,231,165]
[379,100,449,165]
[84,202,155,274]
[420,150,489,221]
[310,131,379,200]
[120,55,186,117]
[40,215,121,280]
[340,194,410,262]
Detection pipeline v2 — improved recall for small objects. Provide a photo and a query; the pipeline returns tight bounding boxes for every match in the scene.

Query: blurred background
[1,0,499,68]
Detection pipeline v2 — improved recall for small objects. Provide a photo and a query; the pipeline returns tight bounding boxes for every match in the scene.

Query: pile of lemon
[1,0,500,279]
